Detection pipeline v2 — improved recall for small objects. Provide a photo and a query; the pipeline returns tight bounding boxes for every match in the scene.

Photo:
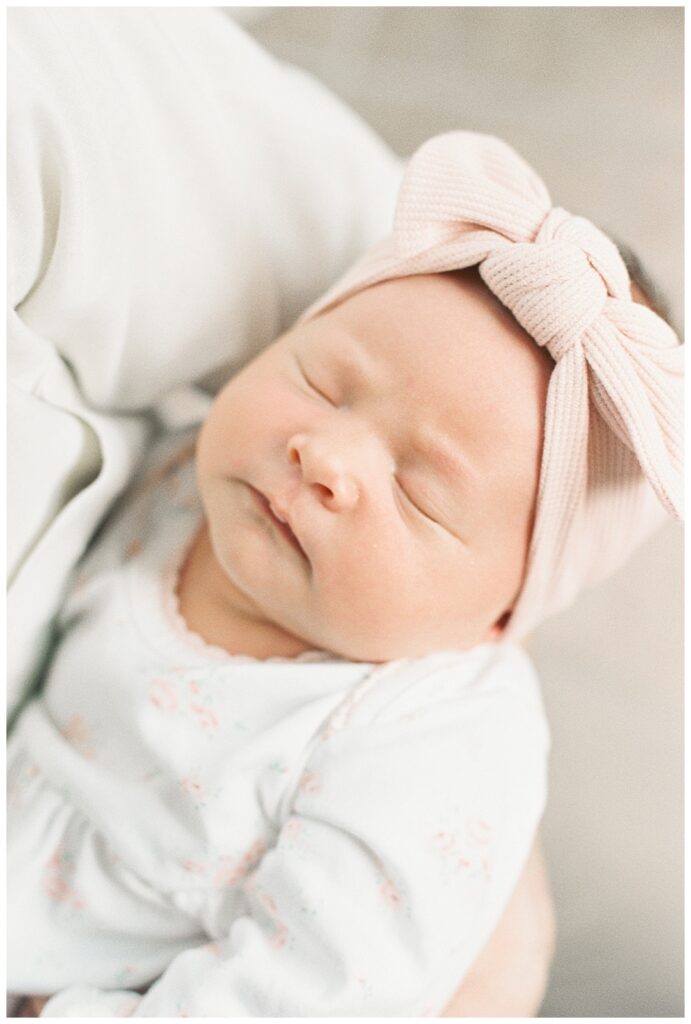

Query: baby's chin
[299,618,497,663]
[215,539,501,661]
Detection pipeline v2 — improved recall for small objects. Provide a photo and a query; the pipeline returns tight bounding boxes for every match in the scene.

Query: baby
[7,132,682,1017]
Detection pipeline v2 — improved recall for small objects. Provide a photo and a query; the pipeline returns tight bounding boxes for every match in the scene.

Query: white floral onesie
[7,430,550,1017]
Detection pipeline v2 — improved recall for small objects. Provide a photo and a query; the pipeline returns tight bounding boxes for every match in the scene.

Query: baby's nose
[288,433,360,511]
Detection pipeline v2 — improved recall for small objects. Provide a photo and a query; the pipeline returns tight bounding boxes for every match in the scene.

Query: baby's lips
[275,498,312,566]
[268,498,290,525]
[253,485,309,562]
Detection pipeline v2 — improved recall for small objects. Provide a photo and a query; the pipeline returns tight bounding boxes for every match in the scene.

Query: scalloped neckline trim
[159,519,333,666]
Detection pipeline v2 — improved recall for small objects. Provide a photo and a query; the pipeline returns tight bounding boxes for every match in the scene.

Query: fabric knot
[536,206,630,299]
[479,238,608,362]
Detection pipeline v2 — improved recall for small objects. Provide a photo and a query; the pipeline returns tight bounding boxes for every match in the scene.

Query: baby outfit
[7,430,550,1017]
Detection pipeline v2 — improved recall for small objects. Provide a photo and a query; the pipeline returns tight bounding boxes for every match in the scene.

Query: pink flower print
[180,777,207,808]
[60,715,95,760]
[180,858,208,876]
[480,855,493,882]
[258,888,287,947]
[465,818,493,847]
[432,831,456,855]
[187,680,219,735]
[320,664,395,740]
[379,878,402,908]
[44,847,86,911]
[180,777,204,796]
[150,678,179,713]
[213,858,243,888]
[283,818,303,841]
[243,839,268,865]
[432,831,471,871]
[298,770,321,795]
[6,759,38,805]
[260,887,277,911]
[245,875,290,949]
[149,676,220,735]
[353,973,375,1001]
[190,701,219,734]
[213,839,267,889]
[205,941,222,957]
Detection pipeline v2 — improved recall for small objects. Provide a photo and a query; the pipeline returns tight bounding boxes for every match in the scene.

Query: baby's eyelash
[395,476,467,546]
[293,353,334,405]
[394,476,440,527]
[306,377,333,404]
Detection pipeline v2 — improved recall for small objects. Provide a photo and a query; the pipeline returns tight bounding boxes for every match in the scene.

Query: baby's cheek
[314,547,431,656]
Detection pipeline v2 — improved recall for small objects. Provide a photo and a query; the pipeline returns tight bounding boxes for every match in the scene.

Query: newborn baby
[7,132,681,1018]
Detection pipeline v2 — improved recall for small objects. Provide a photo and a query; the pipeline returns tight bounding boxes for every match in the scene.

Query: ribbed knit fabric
[298,132,683,639]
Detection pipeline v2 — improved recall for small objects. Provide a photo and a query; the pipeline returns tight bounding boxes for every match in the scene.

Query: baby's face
[196,271,551,661]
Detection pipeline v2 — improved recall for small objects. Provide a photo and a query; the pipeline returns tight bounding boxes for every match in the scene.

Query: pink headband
[299,132,683,639]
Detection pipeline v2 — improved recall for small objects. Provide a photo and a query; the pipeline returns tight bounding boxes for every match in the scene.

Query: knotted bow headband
[298,132,683,639]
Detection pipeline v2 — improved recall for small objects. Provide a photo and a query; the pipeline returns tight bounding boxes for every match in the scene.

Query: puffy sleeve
[42,648,550,1017]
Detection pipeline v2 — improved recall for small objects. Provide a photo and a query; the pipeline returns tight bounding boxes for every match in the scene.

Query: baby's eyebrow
[408,431,475,486]
[326,329,378,383]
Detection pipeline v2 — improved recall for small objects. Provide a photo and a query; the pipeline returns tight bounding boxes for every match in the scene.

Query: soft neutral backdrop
[229,7,684,1018]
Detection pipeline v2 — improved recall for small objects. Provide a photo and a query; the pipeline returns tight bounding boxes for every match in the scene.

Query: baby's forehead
[319,271,553,420]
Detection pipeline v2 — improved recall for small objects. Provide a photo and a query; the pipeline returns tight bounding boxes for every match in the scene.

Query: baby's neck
[176,522,316,661]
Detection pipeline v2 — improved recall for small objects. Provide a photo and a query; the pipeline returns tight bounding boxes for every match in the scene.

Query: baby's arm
[22,842,553,1018]
[40,660,549,1017]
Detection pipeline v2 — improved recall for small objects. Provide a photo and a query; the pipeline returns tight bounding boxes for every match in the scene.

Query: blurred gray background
[231,8,684,1017]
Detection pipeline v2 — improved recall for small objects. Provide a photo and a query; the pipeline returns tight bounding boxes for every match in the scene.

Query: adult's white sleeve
[43,655,549,1017]
[8,6,402,716]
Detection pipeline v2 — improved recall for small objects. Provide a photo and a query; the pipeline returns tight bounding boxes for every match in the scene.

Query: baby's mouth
[250,486,309,562]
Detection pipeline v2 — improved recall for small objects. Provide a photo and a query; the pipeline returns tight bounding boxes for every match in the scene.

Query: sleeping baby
[7,132,682,1017]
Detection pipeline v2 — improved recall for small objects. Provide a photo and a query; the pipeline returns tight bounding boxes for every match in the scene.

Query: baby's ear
[485,609,512,641]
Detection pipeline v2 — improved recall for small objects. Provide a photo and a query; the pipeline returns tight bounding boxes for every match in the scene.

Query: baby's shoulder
[337,644,547,749]
[298,645,549,827]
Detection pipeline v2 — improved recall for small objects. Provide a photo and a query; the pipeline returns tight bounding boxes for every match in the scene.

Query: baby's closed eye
[393,474,467,545]
[394,475,437,523]
[293,352,336,406]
